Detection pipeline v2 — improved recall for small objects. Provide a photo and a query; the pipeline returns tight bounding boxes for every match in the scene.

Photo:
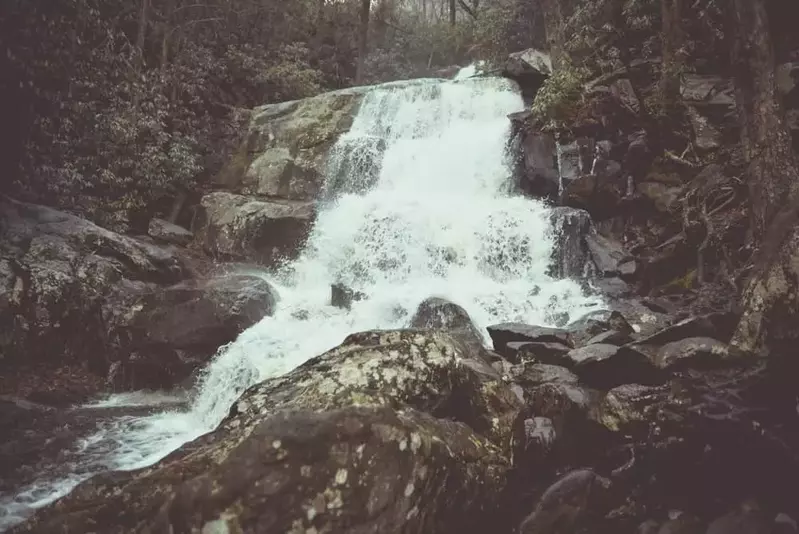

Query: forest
[0,0,540,231]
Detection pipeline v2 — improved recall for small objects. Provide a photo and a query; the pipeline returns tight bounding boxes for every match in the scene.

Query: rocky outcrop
[12,330,521,533]
[107,273,278,390]
[0,196,188,399]
[409,297,486,344]
[502,48,552,101]
[192,191,315,265]
[214,86,369,201]
[549,207,637,281]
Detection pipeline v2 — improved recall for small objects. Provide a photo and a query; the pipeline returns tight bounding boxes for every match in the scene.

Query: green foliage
[0,0,540,230]
[0,0,337,231]
[531,61,590,124]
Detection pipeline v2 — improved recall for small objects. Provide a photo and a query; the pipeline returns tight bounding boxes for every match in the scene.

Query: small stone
[505,341,572,365]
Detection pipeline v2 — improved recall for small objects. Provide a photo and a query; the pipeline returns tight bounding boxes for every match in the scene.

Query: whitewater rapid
[0,73,603,530]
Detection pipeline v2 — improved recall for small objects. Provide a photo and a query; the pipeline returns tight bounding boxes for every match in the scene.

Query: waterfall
[0,75,602,530]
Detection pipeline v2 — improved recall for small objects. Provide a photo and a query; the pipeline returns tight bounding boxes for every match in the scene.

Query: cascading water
[0,75,603,530]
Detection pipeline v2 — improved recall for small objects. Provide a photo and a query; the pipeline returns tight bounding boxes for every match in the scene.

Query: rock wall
[213,86,369,201]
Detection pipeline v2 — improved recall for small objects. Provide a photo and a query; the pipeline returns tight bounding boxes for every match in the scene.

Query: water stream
[0,73,603,530]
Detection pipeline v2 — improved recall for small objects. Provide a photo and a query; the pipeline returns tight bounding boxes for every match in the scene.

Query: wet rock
[216,85,368,200]
[409,297,490,360]
[15,407,508,534]
[518,469,611,534]
[566,344,660,389]
[147,218,193,246]
[12,330,522,534]
[549,205,634,280]
[518,132,559,200]
[0,196,187,384]
[193,191,315,266]
[409,297,483,341]
[110,273,278,390]
[549,207,595,279]
[558,142,584,192]
[654,337,742,372]
[505,341,572,365]
[488,323,573,356]
[330,282,364,310]
[324,135,387,198]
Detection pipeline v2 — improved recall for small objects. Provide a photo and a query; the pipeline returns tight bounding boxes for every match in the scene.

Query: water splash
[0,75,602,531]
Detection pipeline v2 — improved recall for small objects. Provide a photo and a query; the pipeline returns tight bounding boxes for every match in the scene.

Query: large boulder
[514,127,559,200]
[548,207,636,280]
[215,86,370,201]
[409,297,487,353]
[503,48,552,100]
[107,273,278,390]
[0,196,187,396]
[193,192,315,266]
[11,330,522,533]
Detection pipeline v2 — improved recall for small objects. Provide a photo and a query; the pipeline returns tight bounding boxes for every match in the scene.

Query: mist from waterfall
[0,74,603,531]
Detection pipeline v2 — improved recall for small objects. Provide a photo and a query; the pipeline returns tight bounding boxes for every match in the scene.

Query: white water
[0,75,602,530]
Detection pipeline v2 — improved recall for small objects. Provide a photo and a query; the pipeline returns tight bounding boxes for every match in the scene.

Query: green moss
[662,269,697,292]
[531,60,590,124]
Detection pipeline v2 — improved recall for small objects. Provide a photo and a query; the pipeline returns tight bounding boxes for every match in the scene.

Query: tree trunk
[135,0,150,72]
[449,0,456,25]
[660,0,683,116]
[355,0,370,84]
[729,0,799,355]
[730,0,798,244]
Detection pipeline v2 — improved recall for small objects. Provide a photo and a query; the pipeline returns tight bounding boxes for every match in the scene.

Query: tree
[729,0,799,354]
[660,0,683,116]
[356,0,371,83]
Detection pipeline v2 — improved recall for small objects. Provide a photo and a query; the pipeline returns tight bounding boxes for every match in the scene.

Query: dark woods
[0,0,539,232]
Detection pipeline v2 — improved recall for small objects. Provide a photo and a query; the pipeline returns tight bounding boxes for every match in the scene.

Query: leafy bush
[531,61,590,124]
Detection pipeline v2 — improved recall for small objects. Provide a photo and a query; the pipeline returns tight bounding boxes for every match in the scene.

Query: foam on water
[0,75,603,531]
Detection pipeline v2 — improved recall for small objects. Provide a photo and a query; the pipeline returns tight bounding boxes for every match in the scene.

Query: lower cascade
[0,75,602,529]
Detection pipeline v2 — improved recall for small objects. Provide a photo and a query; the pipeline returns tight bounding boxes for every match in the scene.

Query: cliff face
[513,0,799,351]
